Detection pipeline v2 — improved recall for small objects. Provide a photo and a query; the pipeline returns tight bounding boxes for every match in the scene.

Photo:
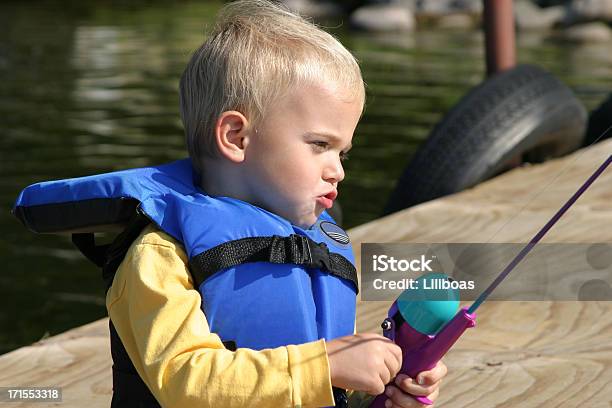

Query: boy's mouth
[316,190,337,209]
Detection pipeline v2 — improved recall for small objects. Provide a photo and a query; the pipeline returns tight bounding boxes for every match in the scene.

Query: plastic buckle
[302,236,332,271]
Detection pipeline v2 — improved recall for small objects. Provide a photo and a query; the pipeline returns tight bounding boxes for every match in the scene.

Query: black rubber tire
[384,64,587,215]
[584,93,612,146]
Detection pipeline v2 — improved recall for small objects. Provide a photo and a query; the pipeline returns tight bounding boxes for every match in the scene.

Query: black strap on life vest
[71,233,110,268]
[70,209,151,290]
[101,210,152,289]
[189,234,359,293]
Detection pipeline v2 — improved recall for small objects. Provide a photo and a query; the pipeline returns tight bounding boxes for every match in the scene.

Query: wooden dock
[1,140,610,407]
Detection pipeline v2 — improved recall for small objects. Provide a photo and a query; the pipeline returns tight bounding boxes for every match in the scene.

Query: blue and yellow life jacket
[13,159,358,407]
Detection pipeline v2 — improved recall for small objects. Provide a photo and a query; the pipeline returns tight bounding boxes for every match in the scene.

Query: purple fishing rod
[371,155,611,407]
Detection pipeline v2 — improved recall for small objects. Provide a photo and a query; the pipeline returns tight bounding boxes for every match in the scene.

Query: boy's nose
[323,158,345,184]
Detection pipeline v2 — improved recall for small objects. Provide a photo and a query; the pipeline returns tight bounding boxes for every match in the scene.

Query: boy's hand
[326,333,402,395]
[383,361,448,408]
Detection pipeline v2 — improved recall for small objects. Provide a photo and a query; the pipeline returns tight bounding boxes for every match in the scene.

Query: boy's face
[242,82,363,228]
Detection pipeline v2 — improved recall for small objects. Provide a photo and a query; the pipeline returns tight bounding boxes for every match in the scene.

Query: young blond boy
[106,1,447,406]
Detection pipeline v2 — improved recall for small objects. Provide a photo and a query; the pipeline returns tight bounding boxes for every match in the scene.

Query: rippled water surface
[1,0,610,353]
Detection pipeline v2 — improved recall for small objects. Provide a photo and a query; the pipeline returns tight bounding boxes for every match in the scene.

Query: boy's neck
[199,160,250,203]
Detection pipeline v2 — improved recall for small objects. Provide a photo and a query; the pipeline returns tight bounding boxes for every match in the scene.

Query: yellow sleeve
[106,225,335,408]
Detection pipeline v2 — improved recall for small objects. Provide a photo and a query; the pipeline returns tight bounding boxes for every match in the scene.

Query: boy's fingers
[417,361,448,385]
[387,361,446,407]
[394,374,438,397]
[386,344,403,376]
[388,343,403,367]
[426,387,440,403]
[386,385,439,408]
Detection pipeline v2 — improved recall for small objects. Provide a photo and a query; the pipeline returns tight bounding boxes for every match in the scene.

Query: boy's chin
[291,212,320,229]
[251,201,315,227]
[293,217,317,229]
[274,205,321,229]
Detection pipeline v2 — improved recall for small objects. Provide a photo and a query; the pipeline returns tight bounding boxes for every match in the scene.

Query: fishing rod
[372,154,611,407]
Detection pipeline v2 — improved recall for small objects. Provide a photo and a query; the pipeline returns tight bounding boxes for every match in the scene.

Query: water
[1,0,610,354]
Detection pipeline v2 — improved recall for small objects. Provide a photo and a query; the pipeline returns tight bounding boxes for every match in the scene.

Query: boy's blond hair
[179,0,365,174]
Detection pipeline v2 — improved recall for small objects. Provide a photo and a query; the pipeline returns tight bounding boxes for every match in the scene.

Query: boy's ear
[214,111,251,163]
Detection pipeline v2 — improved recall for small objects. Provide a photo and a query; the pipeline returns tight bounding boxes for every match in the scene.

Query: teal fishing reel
[396,273,460,335]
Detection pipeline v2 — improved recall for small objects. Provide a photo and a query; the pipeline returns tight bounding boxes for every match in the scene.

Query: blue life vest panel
[14,159,358,349]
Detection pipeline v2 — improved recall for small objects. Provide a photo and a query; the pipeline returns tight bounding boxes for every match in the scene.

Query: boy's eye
[310,141,329,151]
[310,141,349,161]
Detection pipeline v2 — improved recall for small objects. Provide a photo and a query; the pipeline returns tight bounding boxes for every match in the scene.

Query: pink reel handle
[370,308,476,407]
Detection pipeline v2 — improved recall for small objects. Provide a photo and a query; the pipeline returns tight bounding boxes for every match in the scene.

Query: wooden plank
[0,140,610,407]
[0,319,112,407]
